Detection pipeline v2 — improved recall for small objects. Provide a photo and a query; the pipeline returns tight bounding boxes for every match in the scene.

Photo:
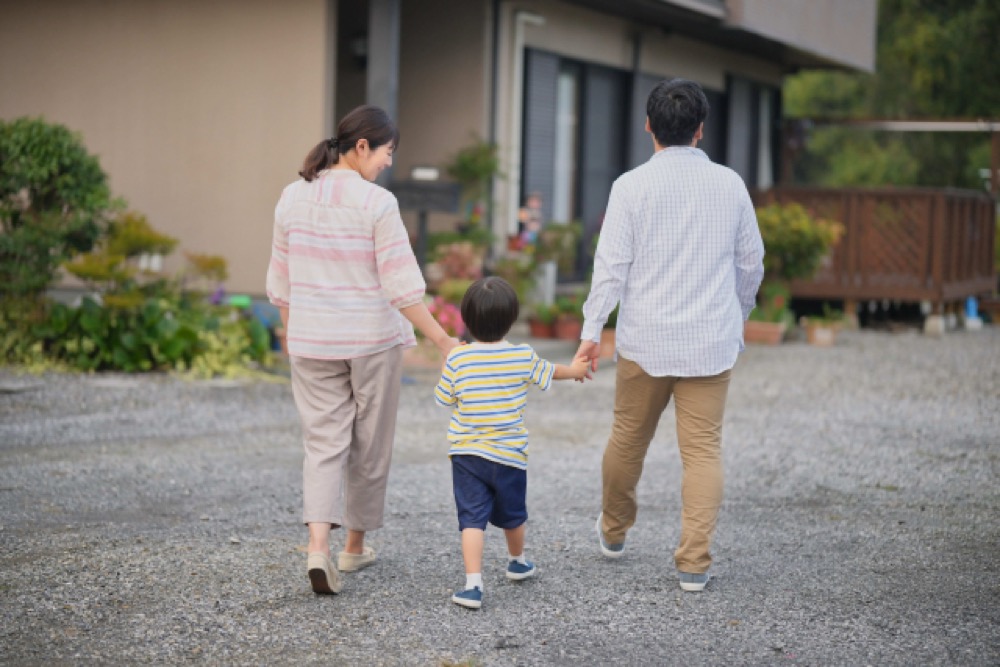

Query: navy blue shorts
[451,455,528,531]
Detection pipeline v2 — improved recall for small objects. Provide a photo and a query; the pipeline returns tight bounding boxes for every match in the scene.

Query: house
[0,0,877,295]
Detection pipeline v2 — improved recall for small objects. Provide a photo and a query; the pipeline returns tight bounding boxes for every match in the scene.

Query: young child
[434,277,590,609]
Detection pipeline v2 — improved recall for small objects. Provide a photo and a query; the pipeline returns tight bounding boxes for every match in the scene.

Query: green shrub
[1,206,271,377]
[755,202,844,282]
[0,117,115,301]
[23,294,269,374]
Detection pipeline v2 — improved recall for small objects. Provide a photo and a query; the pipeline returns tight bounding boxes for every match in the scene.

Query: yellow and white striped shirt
[434,341,555,470]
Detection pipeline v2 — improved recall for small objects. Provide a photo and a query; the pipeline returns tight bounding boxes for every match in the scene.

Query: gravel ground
[1,327,998,666]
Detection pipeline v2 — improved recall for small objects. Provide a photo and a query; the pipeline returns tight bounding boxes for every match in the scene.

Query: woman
[266,105,459,594]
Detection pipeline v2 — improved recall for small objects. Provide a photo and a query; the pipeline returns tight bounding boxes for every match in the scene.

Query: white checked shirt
[581,146,765,377]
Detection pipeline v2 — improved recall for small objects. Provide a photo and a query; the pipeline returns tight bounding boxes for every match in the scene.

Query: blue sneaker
[506,559,536,581]
[451,586,483,609]
[678,571,710,592]
[595,513,625,559]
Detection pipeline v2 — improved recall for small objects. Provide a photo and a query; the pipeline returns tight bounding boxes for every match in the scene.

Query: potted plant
[553,292,584,340]
[745,282,794,344]
[536,222,582,277]
[750,202,844,344]
[527,302,558,338]
[800,303,844,346]
[445,137,501,238]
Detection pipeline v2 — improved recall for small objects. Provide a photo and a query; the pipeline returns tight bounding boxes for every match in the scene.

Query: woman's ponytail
[299,138,341,181]
[297,105,398,182]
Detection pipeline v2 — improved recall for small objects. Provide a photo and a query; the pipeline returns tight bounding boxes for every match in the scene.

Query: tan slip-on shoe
[307,553,343,594]
[337,546,376,572]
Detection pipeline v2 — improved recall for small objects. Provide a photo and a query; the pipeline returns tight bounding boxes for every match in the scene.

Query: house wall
[0,0,330,295]
[395,0,492,234]
[493,0,784,244]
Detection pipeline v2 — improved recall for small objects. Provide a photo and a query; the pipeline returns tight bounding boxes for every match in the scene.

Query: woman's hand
[436,335,461,357]
[399,302,461,359]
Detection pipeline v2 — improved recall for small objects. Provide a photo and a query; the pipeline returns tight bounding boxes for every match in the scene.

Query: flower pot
[600,328,616,358]
[803,322,838,346]
[528,318,555,338]
[554,315,583,340]
[743,320,786,345]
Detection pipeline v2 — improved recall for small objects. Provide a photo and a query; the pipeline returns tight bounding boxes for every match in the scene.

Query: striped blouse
[434,341,555,470]
[265,169,425,359]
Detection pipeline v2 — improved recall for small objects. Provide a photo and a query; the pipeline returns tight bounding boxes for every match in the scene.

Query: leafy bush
[0,117,115,302]
[0,206,270,377]
[755,202,844,283]
[7,293,270,375]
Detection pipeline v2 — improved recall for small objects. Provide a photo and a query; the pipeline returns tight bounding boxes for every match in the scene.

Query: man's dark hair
[461,277,519,343]
[646,78,710,147]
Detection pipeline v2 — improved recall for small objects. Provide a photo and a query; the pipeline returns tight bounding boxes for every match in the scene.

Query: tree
[784,0,1000,189]
[0,117,115,301]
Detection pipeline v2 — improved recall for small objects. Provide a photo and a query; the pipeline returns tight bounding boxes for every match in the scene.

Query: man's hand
[575,340,601,381]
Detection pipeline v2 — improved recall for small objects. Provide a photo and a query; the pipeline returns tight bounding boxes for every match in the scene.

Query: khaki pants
[290,347,402,530]
[601,356,731,573]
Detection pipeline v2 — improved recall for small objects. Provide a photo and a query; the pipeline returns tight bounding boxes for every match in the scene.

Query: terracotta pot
[528,318,555,338]
[803,323,837,346]
[743,320,786,345]
[554,315,583,340]
[600,328,616,358]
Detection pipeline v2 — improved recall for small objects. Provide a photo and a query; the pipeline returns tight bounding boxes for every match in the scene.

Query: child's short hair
[461,277,519,343]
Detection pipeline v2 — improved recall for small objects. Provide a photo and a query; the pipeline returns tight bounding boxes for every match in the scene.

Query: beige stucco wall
[395,0,491,234]
[0,0,330,295]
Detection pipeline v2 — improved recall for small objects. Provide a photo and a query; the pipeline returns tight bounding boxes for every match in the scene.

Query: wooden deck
[751,187,997,312]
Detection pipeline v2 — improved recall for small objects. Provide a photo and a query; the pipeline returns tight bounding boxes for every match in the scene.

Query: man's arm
[578,179,634,371]
[734,190,765,320]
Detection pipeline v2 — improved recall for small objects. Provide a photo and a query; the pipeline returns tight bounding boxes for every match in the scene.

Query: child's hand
[569,353,592,381]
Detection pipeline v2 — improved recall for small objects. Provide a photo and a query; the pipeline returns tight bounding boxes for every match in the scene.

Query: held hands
[574,340,601,382]
[568,352,593,382]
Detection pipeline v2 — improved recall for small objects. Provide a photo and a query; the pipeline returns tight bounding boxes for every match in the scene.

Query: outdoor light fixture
[411,166,440,181]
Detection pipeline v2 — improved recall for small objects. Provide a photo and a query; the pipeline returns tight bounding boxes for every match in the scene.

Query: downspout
[504,10,546,258]
[487,0,501,261]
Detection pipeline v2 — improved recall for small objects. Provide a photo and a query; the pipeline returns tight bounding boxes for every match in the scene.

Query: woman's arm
[399,302,461,356]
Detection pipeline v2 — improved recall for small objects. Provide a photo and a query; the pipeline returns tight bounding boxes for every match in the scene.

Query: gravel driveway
[1,327,998,666]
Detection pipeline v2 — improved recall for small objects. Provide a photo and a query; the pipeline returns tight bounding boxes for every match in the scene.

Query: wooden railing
[751,187,997,309]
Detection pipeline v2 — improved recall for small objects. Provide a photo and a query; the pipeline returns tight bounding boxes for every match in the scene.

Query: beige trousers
[600,356,732,573]
[290,347,402,530]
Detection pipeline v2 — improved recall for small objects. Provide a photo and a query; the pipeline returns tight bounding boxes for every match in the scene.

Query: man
[577,78,764,592]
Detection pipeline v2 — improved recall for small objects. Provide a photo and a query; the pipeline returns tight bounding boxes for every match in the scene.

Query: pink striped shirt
[266,169,425,359]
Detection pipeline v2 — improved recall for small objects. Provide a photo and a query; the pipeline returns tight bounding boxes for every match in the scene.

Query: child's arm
[434,355,458,406]
[551,353,591,381]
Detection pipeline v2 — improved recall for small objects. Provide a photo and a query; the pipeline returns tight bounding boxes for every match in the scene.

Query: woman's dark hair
[299,105,400,181]
[461,277,520,343]
[646,78,710,147]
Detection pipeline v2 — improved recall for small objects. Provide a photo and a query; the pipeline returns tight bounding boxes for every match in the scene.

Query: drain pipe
[503,9,546,256]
